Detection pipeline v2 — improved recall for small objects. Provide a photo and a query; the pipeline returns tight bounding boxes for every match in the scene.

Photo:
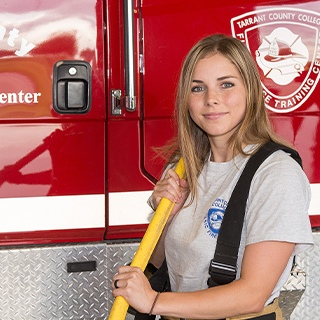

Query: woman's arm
[112,240,294,319]
[148,168,189,268]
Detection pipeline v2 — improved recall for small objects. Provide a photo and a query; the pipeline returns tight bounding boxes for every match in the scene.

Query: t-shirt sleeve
[245,150,314,255]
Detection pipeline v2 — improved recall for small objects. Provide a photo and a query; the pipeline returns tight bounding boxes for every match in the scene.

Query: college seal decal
[231,8,320,113]
[204,198,227,238]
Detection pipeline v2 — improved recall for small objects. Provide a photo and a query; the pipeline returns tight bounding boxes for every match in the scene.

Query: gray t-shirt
[164,148,314,305]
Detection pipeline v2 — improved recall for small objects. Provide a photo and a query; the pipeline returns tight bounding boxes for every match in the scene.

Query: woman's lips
[203,112,227,120]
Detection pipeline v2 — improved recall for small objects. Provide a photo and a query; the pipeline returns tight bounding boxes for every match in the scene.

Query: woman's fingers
[111,266,156,314]
[112,266,142,290]
[152,169,186,205]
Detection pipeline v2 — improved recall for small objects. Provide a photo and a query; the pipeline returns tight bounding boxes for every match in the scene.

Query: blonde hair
[164,34,290,206]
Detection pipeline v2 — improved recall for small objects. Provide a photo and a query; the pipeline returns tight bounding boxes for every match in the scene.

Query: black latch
[53,60,92,114]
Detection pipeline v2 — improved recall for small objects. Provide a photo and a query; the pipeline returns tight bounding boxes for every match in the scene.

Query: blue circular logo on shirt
[204,208,225,238]
[204,199,227,238]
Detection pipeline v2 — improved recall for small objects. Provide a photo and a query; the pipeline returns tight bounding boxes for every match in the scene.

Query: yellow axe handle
[108,157,185,320]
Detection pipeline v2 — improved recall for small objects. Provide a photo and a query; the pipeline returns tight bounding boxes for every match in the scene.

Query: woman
[112,34,313,320]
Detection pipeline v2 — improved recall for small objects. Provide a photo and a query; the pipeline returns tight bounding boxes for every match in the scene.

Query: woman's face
[189,53,247,146]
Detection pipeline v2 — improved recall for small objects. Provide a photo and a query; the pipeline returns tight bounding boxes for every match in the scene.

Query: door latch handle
[53,60,92,114]
[110,89,136,116]
[111,89,123,115]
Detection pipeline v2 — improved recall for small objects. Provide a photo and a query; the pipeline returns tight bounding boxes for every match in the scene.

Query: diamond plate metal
[289,231,320,320]
[279,267,305,320]
[0,233,319,319]
[0,242,139,320]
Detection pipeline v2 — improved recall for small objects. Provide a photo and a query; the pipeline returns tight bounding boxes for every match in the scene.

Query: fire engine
[0,0,319,319]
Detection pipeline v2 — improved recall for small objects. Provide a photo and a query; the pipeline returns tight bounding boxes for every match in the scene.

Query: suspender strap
[208,142,302,287]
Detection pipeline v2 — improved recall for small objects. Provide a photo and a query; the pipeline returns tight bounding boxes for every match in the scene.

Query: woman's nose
[206,89,219,106]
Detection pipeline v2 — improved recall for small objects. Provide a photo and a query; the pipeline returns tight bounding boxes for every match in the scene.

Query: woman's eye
[191,86,204,92]
[221,82,234,88]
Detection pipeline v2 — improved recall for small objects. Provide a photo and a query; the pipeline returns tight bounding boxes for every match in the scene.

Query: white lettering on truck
[0,91,41,104]
[0,26,35,56]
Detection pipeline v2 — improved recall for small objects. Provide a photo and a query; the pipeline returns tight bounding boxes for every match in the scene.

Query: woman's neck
[209,138,246,163]
[209,142,233,163]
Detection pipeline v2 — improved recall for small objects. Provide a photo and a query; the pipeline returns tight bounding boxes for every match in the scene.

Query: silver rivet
[69,67,77,76]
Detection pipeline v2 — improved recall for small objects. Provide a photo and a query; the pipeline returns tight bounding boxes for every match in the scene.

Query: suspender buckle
[208,260,237,286]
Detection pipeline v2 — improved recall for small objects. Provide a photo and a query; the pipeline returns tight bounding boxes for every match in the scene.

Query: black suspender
[207,141,302,287]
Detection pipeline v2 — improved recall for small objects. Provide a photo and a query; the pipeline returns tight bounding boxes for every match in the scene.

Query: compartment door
[0,0,106,244]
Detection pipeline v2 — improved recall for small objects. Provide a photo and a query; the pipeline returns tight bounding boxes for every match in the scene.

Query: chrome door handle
[110,0,136,116]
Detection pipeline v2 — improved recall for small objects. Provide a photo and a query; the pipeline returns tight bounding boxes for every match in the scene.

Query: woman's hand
[112,266,158,314]
[151,168,189,216]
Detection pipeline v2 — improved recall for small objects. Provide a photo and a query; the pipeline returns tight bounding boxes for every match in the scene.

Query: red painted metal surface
[106,0,155,194]
[0,0,106,244]
[0,228,105,246]
[310,215,320,228]
[0,0,106,191]
[105,224,148,240]
[0,123,104,198]
[0,0,319,244]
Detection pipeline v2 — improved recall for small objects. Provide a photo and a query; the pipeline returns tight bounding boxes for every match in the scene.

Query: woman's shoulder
[250,147,310,199]
[243,143,302,172]
[257,148,304,174]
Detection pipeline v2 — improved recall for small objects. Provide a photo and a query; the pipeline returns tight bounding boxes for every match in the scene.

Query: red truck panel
[0,0,319,244]
[0,0,106,244]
